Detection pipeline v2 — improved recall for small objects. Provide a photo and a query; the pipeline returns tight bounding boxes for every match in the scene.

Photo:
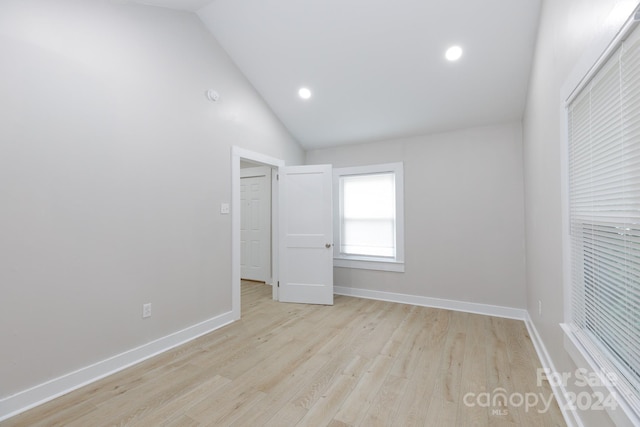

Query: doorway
[231,147,284,320]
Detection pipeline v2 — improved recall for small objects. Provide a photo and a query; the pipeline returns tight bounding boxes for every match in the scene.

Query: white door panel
[240,167,271,282]
[279,164,333,305]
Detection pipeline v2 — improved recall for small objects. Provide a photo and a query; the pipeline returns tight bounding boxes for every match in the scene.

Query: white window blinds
[567,20,640,411]
[339,173,396,257]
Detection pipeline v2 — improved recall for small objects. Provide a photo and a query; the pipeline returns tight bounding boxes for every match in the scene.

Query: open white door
[279,164,333,305]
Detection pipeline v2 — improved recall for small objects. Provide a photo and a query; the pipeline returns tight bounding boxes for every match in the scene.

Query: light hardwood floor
[2,282,565,426]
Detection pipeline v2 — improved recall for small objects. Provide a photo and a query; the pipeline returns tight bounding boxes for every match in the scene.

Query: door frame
[231,146,284,320]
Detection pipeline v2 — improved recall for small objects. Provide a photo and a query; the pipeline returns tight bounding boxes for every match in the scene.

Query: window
[564,17,640,418]
[333,163,404,272]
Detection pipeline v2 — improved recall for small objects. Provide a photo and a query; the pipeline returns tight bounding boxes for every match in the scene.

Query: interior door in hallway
[279,164,333,305]
[240,166,271,282]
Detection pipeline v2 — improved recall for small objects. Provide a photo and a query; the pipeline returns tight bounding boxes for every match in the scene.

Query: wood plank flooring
[2,282,566,426]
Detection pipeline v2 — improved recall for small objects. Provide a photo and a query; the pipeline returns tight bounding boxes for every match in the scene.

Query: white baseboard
[0,311,235,422]
[524,314,582,427]
[334,286,527,320]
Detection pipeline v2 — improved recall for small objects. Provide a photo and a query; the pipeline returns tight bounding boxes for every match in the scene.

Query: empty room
[1,0,639,426]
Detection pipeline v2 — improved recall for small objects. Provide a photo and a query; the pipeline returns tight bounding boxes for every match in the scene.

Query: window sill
[560,323,640,425]
[334,257,404,272]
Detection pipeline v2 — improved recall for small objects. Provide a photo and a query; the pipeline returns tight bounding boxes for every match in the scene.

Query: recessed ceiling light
[298,87,312,99]
[445,45,463,61]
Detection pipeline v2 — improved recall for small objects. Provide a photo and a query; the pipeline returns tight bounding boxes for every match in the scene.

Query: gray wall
[0,0,303,398]
[523,0,638,425]
[307,122,527,310]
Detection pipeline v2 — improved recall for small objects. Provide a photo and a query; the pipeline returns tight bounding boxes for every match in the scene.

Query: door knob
[325,243,332,248]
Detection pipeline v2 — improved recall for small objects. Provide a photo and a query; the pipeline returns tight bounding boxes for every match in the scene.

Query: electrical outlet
[143,303,152,318]
[538,300,542,316]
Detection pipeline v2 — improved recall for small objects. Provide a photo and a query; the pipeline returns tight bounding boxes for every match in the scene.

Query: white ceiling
[130,0,212,12]
[135,0,541,150]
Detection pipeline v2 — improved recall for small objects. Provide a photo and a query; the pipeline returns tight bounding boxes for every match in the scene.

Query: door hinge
[276,174,279,181]
[277,281,280,287]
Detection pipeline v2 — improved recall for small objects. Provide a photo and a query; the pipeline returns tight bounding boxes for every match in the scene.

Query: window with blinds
[566,17,640,414]
[339,172,396,257]
[333,162,404,272]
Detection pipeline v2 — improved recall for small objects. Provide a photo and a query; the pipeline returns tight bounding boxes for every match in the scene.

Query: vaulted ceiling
[132,0,541,149]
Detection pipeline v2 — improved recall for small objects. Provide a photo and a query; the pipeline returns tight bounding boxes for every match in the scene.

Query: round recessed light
[445,45,463,61]
[298,87,312,99]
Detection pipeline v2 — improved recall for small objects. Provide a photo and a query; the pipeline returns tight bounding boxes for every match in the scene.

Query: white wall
[523,0,638,425]
[306,122,527,311]
[0,0,303,402]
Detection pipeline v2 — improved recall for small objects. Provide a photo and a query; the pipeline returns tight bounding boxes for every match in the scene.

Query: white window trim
[559,6,640,426]
[333,162,404,273]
